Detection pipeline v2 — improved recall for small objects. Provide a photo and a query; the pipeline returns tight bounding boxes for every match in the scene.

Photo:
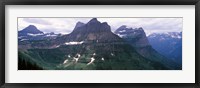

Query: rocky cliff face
[54,18,124,45]
[114,25,151,57]
[114,25,150,47]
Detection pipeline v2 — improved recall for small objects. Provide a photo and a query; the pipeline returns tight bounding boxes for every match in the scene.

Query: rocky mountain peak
[74,21,85,30]
[19,25,44,36]
[28,25,36,28]
[19,25,43,34]
[88,18,99,24]
[118,25,127,29]
[114,26,150,47]
[72,18,111,34]
[115,26,145,35]
[55,18,122,43]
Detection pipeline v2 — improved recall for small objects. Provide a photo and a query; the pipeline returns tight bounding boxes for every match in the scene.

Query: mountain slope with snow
[148,32,182,64]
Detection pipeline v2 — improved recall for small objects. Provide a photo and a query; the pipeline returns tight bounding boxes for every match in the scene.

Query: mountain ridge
[18,18,181,70]
[148,32,182,64]
[114,25,181,69]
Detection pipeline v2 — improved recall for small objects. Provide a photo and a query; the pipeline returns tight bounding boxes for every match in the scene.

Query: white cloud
[23,18,52,25]
[18,18,182,35]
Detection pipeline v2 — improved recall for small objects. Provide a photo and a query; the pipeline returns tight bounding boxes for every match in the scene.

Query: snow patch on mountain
[20,39,29,41]
[68,55,71,58]
[65,41,84,45]
[27,33,44,36]
[45,34,58,37]
[73,53,81,63]
[111,53,115,56]
[101,57,104,61]
[114,25,145,38]
[117,34,127,38]
[63,59,68,64]
[87,57,95,65]
[119,30,126,33]
[55,45,60,48]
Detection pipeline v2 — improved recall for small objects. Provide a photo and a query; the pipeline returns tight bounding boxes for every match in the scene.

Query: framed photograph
[1,0,199,88]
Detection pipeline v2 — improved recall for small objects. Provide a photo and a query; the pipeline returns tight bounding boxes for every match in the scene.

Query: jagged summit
[54,18,122,44]
[71,18,111,34]
[138,27,143,29]
[88,18,99,23]
[102,22,108,25]
[115,25,145,34]
[118,25,127,29]
[114,25,150,47]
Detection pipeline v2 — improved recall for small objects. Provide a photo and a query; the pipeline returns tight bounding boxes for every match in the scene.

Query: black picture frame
[0,0,200,88]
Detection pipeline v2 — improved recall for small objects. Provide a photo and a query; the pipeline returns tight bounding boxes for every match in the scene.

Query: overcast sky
[18,18,182,36]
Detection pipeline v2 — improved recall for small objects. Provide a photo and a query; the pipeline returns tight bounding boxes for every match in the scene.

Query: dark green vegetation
[18,51,43,70]
[18,43,172,70]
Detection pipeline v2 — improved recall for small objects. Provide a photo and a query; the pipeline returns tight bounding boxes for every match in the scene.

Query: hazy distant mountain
[19,25,44,36]
[148,32,182,64]
[19,25,61,40]
[114,25,181,69]
[18,25,60,49]
[18,18,181,70]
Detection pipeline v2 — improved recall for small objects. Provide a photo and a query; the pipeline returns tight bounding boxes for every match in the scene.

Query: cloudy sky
[18,17,182,36]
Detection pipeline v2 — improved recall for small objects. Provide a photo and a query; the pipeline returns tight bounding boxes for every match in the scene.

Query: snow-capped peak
[115,25,144,34]
[148,32,182,39]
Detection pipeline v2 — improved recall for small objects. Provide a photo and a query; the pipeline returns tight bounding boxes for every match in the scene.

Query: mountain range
[114,25,181,69]
[18,18,182,70]
[148,32,182,64]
